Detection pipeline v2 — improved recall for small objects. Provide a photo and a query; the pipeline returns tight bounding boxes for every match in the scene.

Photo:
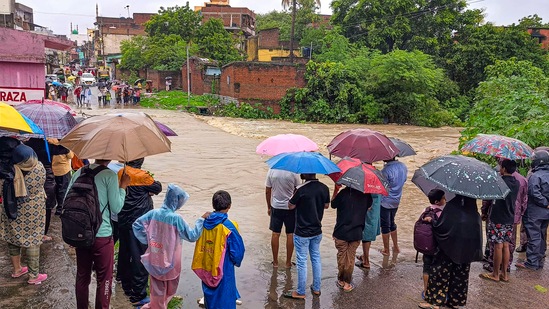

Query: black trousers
[118,226,149,303]
[425,252,471,307]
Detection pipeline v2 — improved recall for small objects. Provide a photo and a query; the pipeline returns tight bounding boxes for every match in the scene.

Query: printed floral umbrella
[336,163,389,195]
[460,134,533,160]
[415,155,510,200]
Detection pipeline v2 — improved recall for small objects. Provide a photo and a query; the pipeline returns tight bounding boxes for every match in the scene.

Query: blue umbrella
[52,81,63,87]
[266,152,341,174]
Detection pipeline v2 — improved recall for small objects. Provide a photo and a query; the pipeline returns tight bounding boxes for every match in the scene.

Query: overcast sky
[20,0,549,36]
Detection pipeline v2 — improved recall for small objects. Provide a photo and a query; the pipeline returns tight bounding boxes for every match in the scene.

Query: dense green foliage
[120,5,242,72]
[256,0,320,43]
[461,59,549,148]
[140,91,219,110]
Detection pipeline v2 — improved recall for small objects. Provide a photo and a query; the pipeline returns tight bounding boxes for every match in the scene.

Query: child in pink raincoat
[133,184,210,308]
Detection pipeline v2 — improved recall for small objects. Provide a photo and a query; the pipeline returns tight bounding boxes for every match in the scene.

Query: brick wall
[181,58,220,95]
[219,62,306,101]
[258,28,280,49]
[116,69,181,91]
[529,28,549,49]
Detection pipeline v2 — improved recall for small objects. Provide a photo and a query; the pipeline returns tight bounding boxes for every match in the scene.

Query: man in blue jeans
[380,157,408,256]
[284,173,330,299]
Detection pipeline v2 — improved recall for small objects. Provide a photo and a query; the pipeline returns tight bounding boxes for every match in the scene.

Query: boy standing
[480,160,519,282]
[193,191,245,309]
[133,184,209,309]
[420,189,446,298]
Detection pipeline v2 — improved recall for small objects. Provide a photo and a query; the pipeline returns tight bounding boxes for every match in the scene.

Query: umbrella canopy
[67,75,76,81]
[60,112,171,161]
[25,99,77,116]
[327,129,399,163]
[535,146,549,152]
[0,102,44,134]
[256,134,318,156]
[15,103,77,139]
[389,137,417,157]
[460,134,533,160]
[416,155,510,200]
[266,151,341,175]
[51,81,63,87]
[336,163,389,195]
[328,157,362,182]
[411,169,456,201]
[154,120,177,137]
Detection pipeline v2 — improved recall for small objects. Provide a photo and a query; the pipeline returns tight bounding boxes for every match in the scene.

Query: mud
[1,108,547,309]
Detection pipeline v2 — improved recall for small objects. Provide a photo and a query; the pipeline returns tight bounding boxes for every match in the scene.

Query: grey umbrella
[411,169,456,201]
[416,155,510,200]
[389,137,416,157]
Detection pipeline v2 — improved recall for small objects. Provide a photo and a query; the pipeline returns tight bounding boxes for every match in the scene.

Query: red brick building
[528,28,549,49]
[195,1,255,37]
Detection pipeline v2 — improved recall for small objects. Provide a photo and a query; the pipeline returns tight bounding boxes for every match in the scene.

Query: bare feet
[393,246,400,254]
[379,249,390,256]
[271,261,278,268]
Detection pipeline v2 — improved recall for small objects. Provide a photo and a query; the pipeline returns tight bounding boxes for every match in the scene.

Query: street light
[124,5,130,18]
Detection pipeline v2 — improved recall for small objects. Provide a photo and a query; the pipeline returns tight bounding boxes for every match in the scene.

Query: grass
[140,90,219,111]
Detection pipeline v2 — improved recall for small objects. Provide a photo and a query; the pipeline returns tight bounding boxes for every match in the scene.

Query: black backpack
[61,165,109,248]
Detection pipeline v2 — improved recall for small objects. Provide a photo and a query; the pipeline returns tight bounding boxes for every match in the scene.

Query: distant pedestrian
[283,174,330,299]
[84,87,92,109]
[74,86,82,107]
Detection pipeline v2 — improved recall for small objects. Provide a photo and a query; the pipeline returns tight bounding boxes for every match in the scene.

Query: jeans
[294,234,322,295]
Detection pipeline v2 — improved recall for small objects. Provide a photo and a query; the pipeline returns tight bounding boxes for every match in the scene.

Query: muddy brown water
[1,108,547,308]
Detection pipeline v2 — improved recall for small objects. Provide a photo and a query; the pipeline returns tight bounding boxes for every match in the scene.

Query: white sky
[19,0,549,36]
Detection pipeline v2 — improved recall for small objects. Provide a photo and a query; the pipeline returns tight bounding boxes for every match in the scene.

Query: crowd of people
[1,131,549,309]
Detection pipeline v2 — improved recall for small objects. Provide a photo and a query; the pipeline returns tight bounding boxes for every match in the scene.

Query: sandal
[418,302,440,309]
[499,275,510,283]
[343,283,355,293]
[282,291,305,300]
[42,235,52,242]
[479,273,499,282]
[11,266,28,278]
[336,281,344,289]
[355,261,370,269]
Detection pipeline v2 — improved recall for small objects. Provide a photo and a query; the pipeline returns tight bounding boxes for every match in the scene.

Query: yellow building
[247,28,301,62]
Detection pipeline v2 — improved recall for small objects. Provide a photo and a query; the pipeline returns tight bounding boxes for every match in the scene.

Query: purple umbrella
[15,103,77,139]
[154,120,177,136]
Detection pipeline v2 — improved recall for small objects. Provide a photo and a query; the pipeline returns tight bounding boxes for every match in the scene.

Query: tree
[119,36,147,71]
[256,11,292,41]
[461,59,549,148]
[144,4,201,42]
[281,0,321,62]
[195,19,244,65]
[331,0,477,54]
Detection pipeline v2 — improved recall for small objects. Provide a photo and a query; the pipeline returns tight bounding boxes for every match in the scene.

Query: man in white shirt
[265,168,300,268]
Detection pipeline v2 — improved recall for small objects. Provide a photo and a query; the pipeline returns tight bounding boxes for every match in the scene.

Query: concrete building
[247,28,301,62]
[529,28,549,49]
[0,0,34,30]
[0,27,73,104]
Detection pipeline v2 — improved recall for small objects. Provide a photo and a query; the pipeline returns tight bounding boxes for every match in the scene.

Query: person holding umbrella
[379,157,408,256]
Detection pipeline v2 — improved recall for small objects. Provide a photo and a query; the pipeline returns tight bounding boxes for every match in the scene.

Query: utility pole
[186,44,190,108]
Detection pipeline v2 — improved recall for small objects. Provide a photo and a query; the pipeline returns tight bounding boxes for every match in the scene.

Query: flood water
[1,108,547,309]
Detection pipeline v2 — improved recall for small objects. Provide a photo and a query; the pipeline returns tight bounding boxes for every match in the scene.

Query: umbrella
[112,85,120,91]
[25,99,77,116]
[328,157,362,182]
[154,120,177,137]
[415,155,510,200]
[389,137,416,157]
[535,146,549,152]
[460,134,533,160]
[15,103,77,139]
[67,75,76,81]
[60,112,171,161]
[256,134,318,156]
[52,81,63,87]
[0,102,44,134]
[411,169,456,201]
[266,151,341,175]
[336,163,389,195]
[63,83,73,89]
[327,129,399,163]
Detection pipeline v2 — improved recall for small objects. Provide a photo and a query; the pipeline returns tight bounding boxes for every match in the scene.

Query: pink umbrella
[256,134,318,156]
[25,99,77,116]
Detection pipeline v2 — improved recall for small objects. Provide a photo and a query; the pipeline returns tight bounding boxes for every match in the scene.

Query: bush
[139,91,219,111]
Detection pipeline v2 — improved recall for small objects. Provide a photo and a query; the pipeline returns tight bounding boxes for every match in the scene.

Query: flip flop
[282,291,305,300]
[343,283,355,293]
[479,273,499,282]
[499,275,510,283]
[11,266,28,278]
[355,261,370,269]
[355,254,363,260]
[417,302,440,309]
[336,281,344,289]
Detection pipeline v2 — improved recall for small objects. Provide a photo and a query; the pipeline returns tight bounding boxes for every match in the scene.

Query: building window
[234,83,240,93]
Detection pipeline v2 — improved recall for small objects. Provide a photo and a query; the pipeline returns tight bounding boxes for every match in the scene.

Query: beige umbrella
[60,112,171,161]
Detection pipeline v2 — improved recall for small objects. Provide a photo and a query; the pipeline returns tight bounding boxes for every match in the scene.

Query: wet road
[1,108,548,308]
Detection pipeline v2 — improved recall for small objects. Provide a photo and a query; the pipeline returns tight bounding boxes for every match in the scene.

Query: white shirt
[265,169,300,210]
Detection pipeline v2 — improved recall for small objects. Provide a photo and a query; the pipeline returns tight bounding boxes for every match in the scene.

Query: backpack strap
[86,165,110,214]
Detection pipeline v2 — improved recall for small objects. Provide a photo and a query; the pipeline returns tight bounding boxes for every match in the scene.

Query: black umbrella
[389,137,416,157]
[411,169,456,201]
[415,155,510,200]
